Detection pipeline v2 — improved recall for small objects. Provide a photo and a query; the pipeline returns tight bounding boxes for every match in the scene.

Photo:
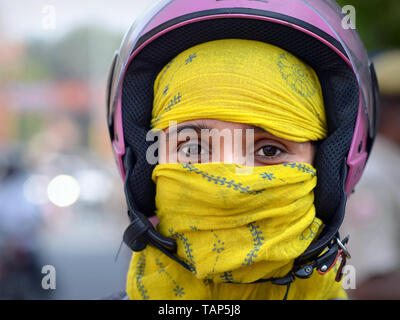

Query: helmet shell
[106,0,379,257]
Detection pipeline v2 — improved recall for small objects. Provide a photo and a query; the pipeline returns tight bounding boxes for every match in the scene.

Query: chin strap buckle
[316,236,351,282]
[336,237,351,259]
[334,237,351,282]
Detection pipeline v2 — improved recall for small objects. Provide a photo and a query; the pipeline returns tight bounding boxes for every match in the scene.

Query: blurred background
[0,0,399,299]
[0,0,159,299]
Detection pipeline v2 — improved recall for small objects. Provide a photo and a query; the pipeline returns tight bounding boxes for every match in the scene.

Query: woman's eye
[180,144,208,157]
[256,145,282,158]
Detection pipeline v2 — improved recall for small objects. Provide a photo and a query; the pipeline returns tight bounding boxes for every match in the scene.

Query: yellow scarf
[126,162,346,300]
[126,39,346,299]
[151,39,327,142]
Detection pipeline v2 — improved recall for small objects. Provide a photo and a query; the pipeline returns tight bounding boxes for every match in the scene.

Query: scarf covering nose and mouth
[126,39,346,299]
[126,162,345,300]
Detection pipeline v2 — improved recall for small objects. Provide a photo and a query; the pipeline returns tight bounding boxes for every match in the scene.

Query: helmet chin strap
[122,146,351,300]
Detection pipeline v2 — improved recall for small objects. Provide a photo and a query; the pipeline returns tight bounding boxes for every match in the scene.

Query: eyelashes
[180,143,208,157]
[255,145,283,158]
[177,139,288,164]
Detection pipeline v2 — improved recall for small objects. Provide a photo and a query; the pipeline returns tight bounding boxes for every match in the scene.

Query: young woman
[106,0,379,300]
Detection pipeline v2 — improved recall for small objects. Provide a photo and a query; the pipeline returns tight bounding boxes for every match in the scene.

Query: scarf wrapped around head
[126,39,347,300]
[151,38,327,142]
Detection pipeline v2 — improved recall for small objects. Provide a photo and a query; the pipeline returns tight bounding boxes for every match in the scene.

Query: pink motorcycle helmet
[106,0,379,283]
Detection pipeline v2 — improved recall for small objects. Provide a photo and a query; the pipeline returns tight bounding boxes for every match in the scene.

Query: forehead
[173,119,269,133]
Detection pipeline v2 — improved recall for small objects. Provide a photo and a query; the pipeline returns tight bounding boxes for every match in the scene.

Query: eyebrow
[164,123,211,140]
[164,122,270,139]
[252,126,270,135]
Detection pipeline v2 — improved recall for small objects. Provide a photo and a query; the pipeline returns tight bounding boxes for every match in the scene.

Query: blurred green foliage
[22,26,122,81]
[14,1,400,82]
[18,113,44,141]
[336,0,400,51]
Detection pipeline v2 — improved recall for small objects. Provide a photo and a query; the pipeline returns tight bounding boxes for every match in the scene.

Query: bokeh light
[47,174,80,207]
